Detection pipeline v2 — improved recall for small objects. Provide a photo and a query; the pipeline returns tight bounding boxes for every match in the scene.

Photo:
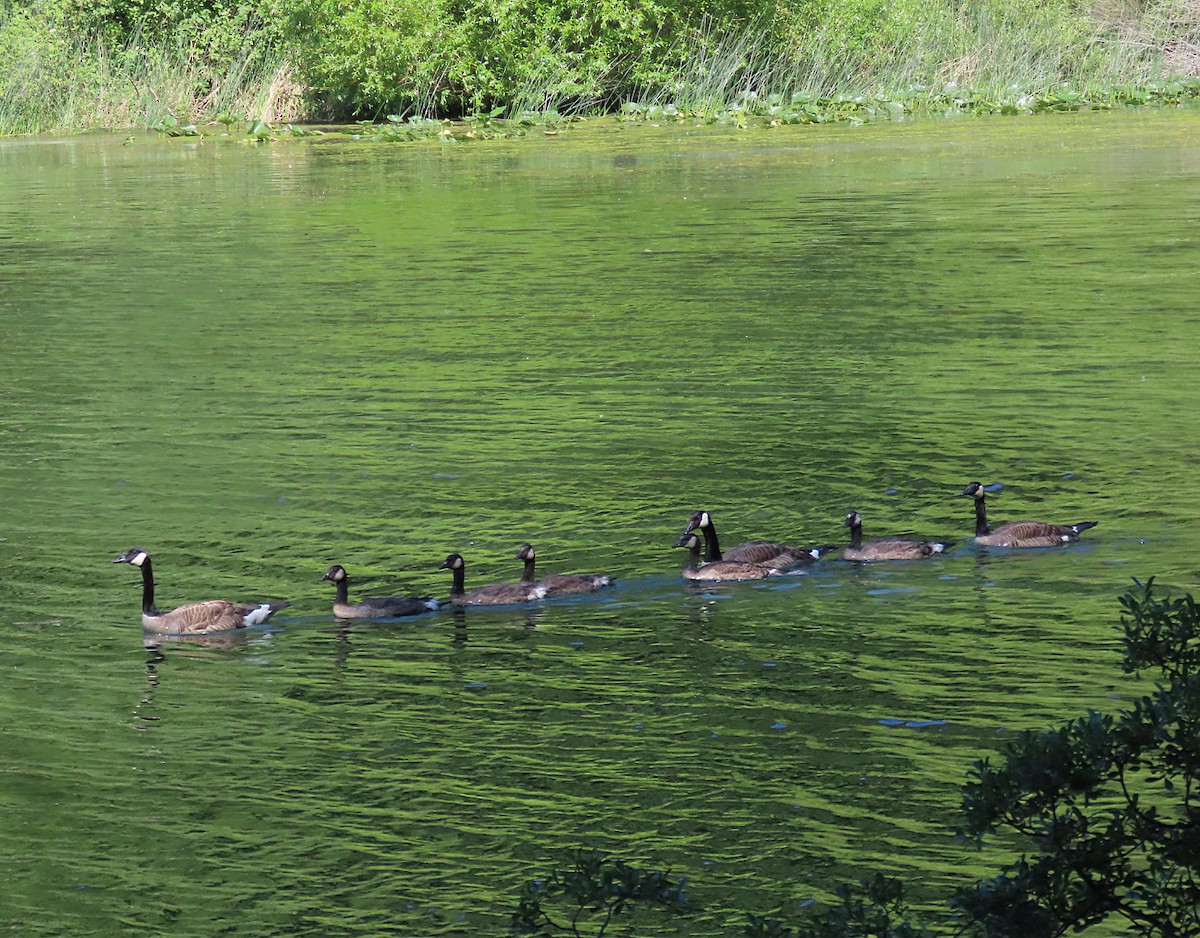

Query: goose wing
[685,560,778,581]
[844,538,950,561]
[985,521,1083,548]
[460,582,547,605]
[538,573,612,595]
[145,600,248,635]
[340,596,440,618]
[721,541,799,565]
[723,541,824,569]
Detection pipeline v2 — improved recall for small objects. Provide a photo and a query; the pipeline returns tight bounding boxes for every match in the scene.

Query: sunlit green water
[2,109,1199,935]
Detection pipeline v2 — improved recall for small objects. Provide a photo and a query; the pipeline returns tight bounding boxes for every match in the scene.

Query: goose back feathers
[685,510,826,570]
[112,547,290,635]
[439,553,547,606]
[842,511,952,562]
[515,543,612,595]
[961,481,1098,548]
[675,532,784,581]
[320,564,442,618]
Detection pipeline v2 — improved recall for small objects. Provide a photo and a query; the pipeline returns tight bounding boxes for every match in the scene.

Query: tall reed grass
[630,1,1195,116]
[0,19,302,135]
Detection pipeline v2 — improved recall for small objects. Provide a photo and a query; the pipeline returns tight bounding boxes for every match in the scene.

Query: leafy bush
[510,847,688,936]
[953,578,1200,937]
[279,0,771,118]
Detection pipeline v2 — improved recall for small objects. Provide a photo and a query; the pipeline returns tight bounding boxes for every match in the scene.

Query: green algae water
[2,108,1200,935]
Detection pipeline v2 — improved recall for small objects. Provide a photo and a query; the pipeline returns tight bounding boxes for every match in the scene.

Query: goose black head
[675,532,702,550]
[843,511,862,528]
[320,564,347,583]
[684,510,711,534]
[515,543,535,561]
[439,553,464,571]
[961,481,986,499]
[113,547,149,566]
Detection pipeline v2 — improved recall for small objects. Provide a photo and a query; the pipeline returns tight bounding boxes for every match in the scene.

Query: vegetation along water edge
[2,0,1200,135]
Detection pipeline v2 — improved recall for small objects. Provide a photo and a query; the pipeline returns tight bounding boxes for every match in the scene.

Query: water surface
[2,109,1199,934]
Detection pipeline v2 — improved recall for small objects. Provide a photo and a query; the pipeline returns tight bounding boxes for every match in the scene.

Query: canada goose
[842,511,952,561]
[112,547,290,635]
[438,553,547,606]
[684,510,826,570]
[675,532,786,581]
[515,543,612,595]
[320,564,442,618]
[961,482,1099,548]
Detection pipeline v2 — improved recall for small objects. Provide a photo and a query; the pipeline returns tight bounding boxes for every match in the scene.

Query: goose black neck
[974,496,991,536]
[684,541,703,572]
[333,577,349,605]
[450,564,465,598]
[702,522,722,562]
[140,558,158,615]
[848,520,863,550]
[520,556,537,587]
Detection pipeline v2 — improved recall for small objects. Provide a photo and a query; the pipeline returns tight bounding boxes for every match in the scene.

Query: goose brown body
[320,564,442,618]
[684,510,825,570]
[961,482,1098,548]
[112,547,290,635]
[842,511,952,561]
[515,543,612,595]
[439,553,547,606]
[675,532,783,581]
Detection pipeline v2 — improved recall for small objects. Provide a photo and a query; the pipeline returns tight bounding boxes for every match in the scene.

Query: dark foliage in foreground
[510,847,688,936]
[518,581,1200,937]
[951,579,1200,937]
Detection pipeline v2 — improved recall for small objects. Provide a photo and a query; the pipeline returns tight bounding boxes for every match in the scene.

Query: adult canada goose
[515,543,612,595]
[961,481,1099,548]
[842,511,952,562]
[319,564,442,618]
[684,510,826,570]
[675,532,786,581]
[112,547,290,635]
[438,553,548,606]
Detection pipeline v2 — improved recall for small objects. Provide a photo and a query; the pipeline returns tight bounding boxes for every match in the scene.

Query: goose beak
[111,554,128,563]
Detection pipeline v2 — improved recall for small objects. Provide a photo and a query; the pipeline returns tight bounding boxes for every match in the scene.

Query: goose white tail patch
[424,599,442,611]
[931,543,947,553]
[130,551,148,567]
[530,586,549,600]
[243,603,275,626]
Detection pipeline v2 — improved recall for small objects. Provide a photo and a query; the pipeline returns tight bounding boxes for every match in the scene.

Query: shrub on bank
[279,0,767,118]
[0,0,1198,132]
[0,0,292,133]
[279,0,1196,119]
